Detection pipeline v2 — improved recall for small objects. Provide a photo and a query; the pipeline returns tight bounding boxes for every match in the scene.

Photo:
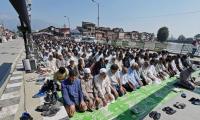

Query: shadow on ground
[0,63,12,88]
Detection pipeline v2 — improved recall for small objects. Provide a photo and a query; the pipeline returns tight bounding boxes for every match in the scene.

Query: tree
[178,35,186,41]
[194,34,200,40]
[157,27,169,42]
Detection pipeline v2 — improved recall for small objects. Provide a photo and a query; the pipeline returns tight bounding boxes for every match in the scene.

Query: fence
[97,40,200,56]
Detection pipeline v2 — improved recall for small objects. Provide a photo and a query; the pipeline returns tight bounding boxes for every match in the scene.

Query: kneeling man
[61,70,87,118]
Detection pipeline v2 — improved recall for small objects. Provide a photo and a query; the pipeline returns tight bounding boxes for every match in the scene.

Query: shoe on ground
[41,106,60,117]
[189,97,196,102]
[35,103,51,112]
[162,106,176,115]
[32,92,46,98]
[149,111,157,118]
[153,112,161,120]
[173,102,186,109]
[192,99,200,105]
[181,93,187,98]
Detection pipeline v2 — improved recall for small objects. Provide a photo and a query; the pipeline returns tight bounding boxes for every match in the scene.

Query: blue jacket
[61,78,84,106]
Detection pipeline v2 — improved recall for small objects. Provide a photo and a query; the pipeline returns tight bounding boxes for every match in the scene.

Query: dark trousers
[122,83,134,92]
[113,85,125,97]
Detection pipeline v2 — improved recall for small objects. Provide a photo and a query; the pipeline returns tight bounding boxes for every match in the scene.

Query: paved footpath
[0,58,24,120]
[0,38,25,120]
[0,38,24,65]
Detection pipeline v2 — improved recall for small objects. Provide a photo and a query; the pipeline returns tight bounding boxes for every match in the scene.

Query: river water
[166,42,193,54]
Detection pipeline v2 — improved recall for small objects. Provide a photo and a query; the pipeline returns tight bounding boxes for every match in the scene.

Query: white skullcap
[70,58,75,62]
[112,56,116,59]
[100,68,107,74]
[105,57,109,61]
[130,60,135,66]
[191,65,197,71]
[84,68,91,74]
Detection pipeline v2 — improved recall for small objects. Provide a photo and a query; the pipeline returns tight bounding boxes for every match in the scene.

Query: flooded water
[166,42,192,54]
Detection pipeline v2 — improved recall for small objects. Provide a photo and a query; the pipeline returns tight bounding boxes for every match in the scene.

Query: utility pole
[64,16,70,29]
[91,0,99,27]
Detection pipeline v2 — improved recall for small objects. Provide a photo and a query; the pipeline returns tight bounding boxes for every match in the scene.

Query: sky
[1,0,200,38]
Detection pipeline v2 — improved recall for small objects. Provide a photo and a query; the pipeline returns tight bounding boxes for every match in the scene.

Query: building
[39,26,70,37]
[76,21,155,41]
[131,31,140,41]
[140,32,155,42]
[112,28,124,33]
[124,32,132,40]
[82,22,96,37]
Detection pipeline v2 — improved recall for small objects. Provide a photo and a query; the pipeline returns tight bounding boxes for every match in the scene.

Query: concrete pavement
[0,38,24,65]
[0,38,24,96]
[0,38,25,120]
[0,61,24,120]
[144,89,200,120]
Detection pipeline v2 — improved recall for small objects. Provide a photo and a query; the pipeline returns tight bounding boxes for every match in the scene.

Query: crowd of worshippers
[33,35,194,118]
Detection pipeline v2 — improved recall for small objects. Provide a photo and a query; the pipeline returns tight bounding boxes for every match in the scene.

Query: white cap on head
[130,60,135,66]
[84,68,91,74]
[70,58,75,62]
[100,68,107,74]
[191,64,197,71]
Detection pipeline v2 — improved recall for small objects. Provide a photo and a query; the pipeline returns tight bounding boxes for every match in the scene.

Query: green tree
[194,34,200,39]
[157,27,169,42]
[178,35,186,41]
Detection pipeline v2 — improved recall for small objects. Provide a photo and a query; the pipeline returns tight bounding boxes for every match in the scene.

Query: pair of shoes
[149,111,161,120]
[35,103,51,112]
[20,112,33,120]
[173,102,186,109]
[189,97,200,105]
[41,105,60,117]
[181,93,187,98]
[162,106,176,115]
[32,92,46,98]
[44,93,51,103]
[44,92,58,105]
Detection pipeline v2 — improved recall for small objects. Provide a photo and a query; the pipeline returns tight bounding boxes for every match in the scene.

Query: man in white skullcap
[94,68,114,108]
[81,68,95,111]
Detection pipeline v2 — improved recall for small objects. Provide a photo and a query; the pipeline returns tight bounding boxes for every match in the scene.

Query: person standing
[192,40,199,56]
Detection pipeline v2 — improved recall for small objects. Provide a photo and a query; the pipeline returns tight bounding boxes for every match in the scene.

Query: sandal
[189,97,196,102]
[173,102,186,109]
[153,112,161,120]
[35,103,51,112]
[149,111,157,118]
[162,106,176,115]
[192,99,200,105]
[41,106,60,117]
[181,93,186,98]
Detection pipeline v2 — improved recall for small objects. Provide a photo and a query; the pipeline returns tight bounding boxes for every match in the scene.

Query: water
[166,42,192,54]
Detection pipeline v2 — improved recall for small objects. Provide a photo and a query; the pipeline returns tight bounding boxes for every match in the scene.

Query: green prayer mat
[58,70,200,120]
